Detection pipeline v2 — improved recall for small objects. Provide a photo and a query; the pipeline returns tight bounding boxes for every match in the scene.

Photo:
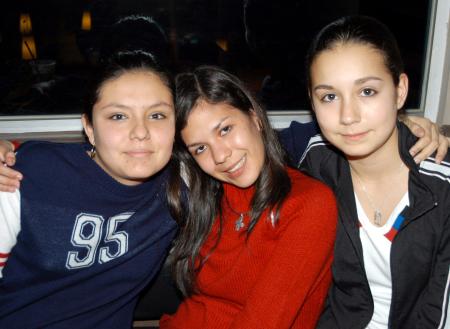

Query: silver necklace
[225,196,249,232]
[350,163,404,226]
[234,214,245,231]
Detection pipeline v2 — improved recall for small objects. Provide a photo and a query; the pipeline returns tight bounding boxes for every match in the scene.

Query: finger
[0,164,23,181]
[0,141,16,162]
[406,120,426,138]
[413,128,439,163]
[409,134,431,157]
[4,152,17,167]
[0,183,20,193]
[430,122,441,143]
[0,175,21,191]
[434,135,450,164]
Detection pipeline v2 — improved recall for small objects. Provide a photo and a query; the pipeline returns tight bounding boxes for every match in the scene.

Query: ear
[249,109,262,131]
[81,114,95,146]
[396,73,409,110]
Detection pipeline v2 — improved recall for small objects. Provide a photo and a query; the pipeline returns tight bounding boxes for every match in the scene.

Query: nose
[130,119,150,140]
[211,142,232,165]
[339,98,361,125]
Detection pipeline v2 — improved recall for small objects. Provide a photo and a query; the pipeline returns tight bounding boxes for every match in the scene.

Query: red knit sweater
[160,168,337,329]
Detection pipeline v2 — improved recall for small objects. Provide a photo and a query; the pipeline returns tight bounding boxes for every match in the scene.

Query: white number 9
[66,214,103,269]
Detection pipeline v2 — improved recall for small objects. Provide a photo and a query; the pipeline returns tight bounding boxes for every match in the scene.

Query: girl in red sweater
[162,66,338,329]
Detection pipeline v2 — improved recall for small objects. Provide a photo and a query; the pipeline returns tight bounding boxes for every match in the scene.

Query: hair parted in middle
[305,15,404,90]
[167,65,291,296]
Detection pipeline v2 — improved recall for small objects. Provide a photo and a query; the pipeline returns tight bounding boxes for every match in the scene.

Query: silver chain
[350,162,404,226]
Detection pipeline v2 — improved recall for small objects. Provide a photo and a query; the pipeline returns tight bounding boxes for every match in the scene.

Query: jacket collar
[333,156,365,260]
[397,122,437,223]
[331,121,437,250]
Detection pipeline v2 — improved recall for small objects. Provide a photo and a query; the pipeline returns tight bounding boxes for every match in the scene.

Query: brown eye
[220,125,232,136]
[111,113,126,120]
[321,94,337,102]
[194,145,207,155]
[361,88,376,96]
[150,112,166,120]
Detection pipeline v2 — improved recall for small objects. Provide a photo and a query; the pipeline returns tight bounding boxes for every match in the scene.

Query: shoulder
[275,168,337,235]
[14,141,85,181]
[278,121,320,162]
[279,121,319,141]
[285,167,337,211]
[15,141,79,161]
[418,156,450,185]
[399,123,450,185]
[297,134,336,167]
[15,141,81,164]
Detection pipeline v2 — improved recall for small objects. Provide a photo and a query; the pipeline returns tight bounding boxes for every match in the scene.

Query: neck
[223,182,255,213]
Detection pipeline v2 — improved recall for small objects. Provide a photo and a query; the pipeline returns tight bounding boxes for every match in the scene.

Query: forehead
[182,102,246,138]
[188,101,245,123]
[97,70,173,103]
[311,43,391,84]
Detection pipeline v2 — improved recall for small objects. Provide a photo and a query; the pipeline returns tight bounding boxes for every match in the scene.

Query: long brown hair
[167,66,291,296]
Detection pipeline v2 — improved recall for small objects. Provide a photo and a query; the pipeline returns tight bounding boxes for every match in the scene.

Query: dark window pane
[0,0,430,115]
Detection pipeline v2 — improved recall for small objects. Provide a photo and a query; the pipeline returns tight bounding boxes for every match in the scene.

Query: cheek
[94,127,121,149]
[252,134,265,163]
[314,107,337,131]
[154,125,175,149]
[366,101,397,124]
[194,156,215,176]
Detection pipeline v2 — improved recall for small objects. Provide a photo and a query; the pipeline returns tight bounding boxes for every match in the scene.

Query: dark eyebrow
[212,116,230,131]
[99,101,173,111]
[186,142,202,149]
[355,76,383,84]
[313,84,333,92]
[313,76,383,92]
[185,116,230,148]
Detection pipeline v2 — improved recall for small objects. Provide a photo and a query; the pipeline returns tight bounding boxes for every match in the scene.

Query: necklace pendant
[374,210,382,226]
[235,213,245,231]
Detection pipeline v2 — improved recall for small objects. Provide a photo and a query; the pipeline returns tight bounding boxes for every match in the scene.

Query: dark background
[0,0,431,115]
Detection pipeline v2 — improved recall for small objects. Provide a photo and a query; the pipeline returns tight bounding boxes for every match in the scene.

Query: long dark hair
[305,15,404,89]
[167,66,291,296]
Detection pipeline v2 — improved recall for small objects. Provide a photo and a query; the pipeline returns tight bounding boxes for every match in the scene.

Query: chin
[232,175,259,189]
[341,146,377,160]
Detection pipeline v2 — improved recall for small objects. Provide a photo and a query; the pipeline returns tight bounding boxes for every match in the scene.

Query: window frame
[422,0,450,122]
[0,0,448,139]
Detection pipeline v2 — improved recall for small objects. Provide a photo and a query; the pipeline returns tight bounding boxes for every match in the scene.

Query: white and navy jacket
[281,121,450,328]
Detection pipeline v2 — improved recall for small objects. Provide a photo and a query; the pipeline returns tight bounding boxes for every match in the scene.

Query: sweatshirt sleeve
[228,179,338,329]
[0,189,21,278]
[278,121,320,165]
[297,134,332,183]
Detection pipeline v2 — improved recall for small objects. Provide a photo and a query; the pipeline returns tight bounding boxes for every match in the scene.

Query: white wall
[424,0,450,124]
[444,69,450,124]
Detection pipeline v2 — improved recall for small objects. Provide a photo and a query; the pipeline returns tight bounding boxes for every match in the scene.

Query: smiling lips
[225,155,246,178]
[125,150,154,158]
[342,131,368,141]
